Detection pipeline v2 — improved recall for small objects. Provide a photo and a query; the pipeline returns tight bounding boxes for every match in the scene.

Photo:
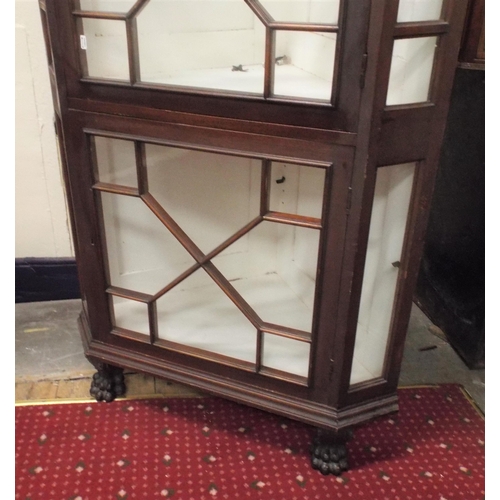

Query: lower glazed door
[88,130,330,388]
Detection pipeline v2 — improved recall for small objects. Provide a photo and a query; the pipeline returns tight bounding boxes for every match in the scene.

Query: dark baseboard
[15,257,81,303]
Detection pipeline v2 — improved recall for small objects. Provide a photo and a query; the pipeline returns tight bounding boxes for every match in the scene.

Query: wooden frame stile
[66,117,115,345]
[87,135,117,341]
[40,1,105,339]
[459,0,484,69]
[321,0,401,414]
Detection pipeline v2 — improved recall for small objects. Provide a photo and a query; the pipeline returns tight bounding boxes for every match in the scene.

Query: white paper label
[80,35,87,50]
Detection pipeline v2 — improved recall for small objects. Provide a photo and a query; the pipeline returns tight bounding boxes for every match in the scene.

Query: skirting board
[15,257,80,303]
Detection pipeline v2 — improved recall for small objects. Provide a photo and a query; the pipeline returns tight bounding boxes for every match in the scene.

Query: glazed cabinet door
[64,109,354,404]
[44,0,371,131]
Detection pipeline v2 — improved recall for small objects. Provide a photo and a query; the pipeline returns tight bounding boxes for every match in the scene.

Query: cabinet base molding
[79,311,398,432]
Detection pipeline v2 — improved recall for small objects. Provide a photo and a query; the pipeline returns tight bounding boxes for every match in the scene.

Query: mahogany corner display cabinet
[40,0,468,475]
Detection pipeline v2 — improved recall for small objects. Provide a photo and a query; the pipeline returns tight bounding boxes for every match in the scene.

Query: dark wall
[415,68,485,369]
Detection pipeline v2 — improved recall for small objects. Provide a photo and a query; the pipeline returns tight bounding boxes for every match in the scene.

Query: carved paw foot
[311,441,349,476]
[310,428,352,476]
[89,364,126,402]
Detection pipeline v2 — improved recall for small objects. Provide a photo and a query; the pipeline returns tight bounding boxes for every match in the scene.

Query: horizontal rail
[263,211,322,229]
[106,286,153,303]
[72,10,127,20]
[258,367,309,386]
[394,20,449,39]
[93,182,140,197]
[154,338,256,373]
[261,323,312,342]
[268,22,338,32]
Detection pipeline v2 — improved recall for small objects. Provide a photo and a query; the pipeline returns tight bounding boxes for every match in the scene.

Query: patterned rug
[15,384,484,500]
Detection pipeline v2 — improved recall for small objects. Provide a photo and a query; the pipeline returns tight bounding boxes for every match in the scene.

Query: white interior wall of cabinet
[262,333,311,377]
[397,0,444,22]
[82,18,129,80]
[349,163,416,386]
[146,145,262,256]
[137,1,264,85]
[78,0,138,12]
[260,0,340,24]
[269,162,325,219]
[100,192,197,296]
[274,31,336,100]
[112,296,150,335]
[386,36,438,106]
[94,136,138,187]
[156,269,258,363]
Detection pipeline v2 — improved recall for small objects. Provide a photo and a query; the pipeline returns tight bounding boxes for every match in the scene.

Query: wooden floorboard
[15,373,205,403]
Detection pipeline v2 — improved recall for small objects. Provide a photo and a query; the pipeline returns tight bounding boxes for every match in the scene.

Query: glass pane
[273,31,336,101]
[112,295,149,335]
[212,221,320,332]
[386,37,437,106]
[81,18,129,80]
[77,0,137,12]
[137,0,266,94]
[269,162,325,218]
[156,269,257,362]
[397,0,444,22]
[100,192,197,295]
[146,145,261,254]
[260,0,340,24]
[262,333,310,377]
[350,163,416,386]
[94,136,137,188]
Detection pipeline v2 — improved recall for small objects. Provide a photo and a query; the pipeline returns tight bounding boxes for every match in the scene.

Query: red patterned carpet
[15,384,484,500]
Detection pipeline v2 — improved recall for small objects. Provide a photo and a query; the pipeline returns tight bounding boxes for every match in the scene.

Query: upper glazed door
[45,0,372,131]
[78,0,339,103]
